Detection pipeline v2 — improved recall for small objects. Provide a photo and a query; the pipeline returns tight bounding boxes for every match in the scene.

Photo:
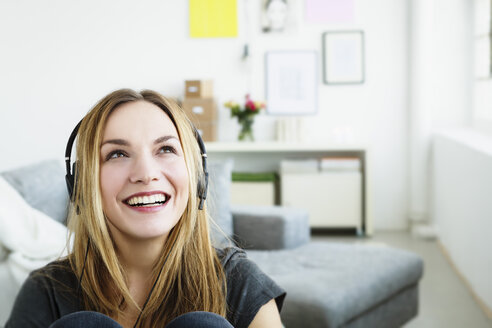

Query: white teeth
[126,194,167,206]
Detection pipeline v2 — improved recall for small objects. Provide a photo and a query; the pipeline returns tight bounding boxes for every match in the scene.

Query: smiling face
[99,100,189,244]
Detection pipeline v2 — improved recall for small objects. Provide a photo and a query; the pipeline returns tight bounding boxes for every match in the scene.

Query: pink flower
[245,94,256,111]
[246,100,256,111]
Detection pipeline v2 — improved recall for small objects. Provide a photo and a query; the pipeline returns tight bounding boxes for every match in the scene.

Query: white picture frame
[322,31,365,85]
[265,51,318,115]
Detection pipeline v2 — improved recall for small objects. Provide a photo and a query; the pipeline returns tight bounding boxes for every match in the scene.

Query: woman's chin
[109,218,177,243]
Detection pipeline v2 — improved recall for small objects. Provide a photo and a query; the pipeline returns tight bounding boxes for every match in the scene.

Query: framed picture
[265,51,318,115]
[322,31,365,85]
[260,0,299,34]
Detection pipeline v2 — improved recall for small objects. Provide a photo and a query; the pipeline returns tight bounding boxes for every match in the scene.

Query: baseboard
[311,227,358,236]
[437,241,492,320]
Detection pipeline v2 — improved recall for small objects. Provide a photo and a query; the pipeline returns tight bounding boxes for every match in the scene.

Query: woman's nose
[129,154,160,184]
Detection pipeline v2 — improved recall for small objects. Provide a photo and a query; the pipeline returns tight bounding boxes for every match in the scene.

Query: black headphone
[64,119,209,210]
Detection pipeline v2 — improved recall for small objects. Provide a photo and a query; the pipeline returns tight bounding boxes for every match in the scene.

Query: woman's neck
[115,234,167,275]
[111,233,168,327]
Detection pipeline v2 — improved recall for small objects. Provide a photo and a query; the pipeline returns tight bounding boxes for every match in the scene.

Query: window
[474,0,492,127]
[474,0,491,78]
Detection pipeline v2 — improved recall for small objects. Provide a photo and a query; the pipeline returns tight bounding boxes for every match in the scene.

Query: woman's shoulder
[5,258,80,327]
[215,246,277,287]
[215,246,273,282]
[30,257,73,276]
[215,246,247,268]
[27,257,77,290]
[215,246,287,328]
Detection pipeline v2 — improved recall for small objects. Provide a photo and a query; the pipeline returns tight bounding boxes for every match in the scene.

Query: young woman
[6,89,285,328]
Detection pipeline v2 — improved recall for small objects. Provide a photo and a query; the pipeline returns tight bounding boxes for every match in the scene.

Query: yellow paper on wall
[189,0,237,38]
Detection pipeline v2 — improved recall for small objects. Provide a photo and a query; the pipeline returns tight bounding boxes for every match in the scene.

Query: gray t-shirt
[5,247,286,328]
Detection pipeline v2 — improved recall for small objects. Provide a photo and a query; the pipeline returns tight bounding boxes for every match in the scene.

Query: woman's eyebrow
[154,135,179,144]
[101,139,130,147]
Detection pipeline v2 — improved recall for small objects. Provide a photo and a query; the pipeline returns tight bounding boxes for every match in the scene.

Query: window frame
[473,0,492,133]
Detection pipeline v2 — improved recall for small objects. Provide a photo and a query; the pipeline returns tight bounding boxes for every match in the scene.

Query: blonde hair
[67,89,226,325]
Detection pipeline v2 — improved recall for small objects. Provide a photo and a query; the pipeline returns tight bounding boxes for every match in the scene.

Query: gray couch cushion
[207,159,234,247]
[1,160,69,224]
[231,205,310,250]
[247,241,424,327]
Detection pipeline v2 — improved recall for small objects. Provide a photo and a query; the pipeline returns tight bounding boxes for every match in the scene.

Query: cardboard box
[195,122,217,142]
[185,80,213,98]
[182,98,217,122]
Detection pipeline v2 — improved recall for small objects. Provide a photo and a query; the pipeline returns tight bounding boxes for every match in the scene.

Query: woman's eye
[159,146,176,154]
[106,151,127,161]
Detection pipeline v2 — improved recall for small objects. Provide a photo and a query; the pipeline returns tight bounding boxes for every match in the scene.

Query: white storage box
[230,181,275,206]
[281,172,362,229]
[230,172,277,206]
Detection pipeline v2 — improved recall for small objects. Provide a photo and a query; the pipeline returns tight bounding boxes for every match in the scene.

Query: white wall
[408,0,473,225]
[431,0,473,128]
[0,0,409,230]
[432,130,492,312]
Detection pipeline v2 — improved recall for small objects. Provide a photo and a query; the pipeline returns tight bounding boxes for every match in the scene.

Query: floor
[312,231,492,328]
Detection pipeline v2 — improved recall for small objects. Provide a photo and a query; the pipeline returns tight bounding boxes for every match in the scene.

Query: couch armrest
[231,205,310,250]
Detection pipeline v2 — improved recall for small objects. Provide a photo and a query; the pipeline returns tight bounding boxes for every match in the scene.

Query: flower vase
[238,116,255,141]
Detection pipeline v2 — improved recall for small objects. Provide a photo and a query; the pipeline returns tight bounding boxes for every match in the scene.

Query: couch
[0,159,423,327]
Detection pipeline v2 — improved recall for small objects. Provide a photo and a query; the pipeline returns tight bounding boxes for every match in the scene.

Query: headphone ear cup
[65,162,78,201]
[65,120,82,199]
[201,171,208,200]
[198,171,208,198]
[197,178,203,199]
[197,170,208,210]
[193,126,208,210]
[65,173,74,200]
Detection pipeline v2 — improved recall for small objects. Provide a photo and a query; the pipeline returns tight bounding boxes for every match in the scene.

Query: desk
[206,142,372,236]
